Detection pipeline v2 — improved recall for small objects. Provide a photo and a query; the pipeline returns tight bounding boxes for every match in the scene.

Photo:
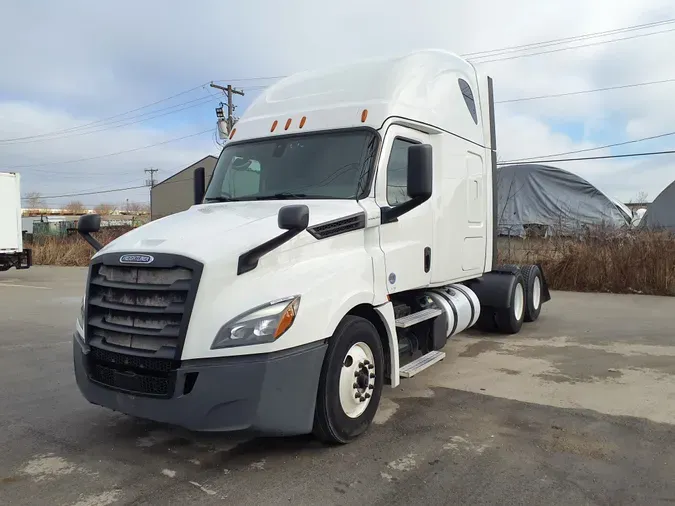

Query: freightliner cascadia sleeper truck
[73,49,550,444]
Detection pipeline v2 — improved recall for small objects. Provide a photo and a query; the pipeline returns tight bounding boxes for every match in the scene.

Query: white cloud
[1,0,675,204]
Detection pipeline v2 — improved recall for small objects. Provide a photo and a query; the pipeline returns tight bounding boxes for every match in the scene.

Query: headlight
[211,296,301,349]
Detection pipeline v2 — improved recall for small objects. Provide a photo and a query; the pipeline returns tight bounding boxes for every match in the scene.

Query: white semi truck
[73,49,550,444]
[0,172,32,271]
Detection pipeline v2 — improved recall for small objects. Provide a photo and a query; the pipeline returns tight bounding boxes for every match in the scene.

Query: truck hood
[95,200,366,265]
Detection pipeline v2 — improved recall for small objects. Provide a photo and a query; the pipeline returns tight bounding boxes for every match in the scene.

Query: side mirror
[194,166,206,205]
[278,204,310,231]
[407,144,433,200]
[77,214,103,252]
[77,214,101,234]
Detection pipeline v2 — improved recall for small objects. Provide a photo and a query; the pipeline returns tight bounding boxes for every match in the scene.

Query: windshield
[204,129,379,202]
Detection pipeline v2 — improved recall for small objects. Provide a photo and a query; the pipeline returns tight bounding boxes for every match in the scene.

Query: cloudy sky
[1,0,674,208]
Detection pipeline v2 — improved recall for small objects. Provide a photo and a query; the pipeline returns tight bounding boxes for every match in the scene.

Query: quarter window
[458,78,478,124]
[386,138,418,205]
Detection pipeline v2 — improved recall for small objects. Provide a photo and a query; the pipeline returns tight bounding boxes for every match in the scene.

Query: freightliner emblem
[119,254,154,264]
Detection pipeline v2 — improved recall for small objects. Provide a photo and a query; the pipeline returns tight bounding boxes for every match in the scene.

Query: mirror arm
[78,231,102,252]
[237,228,302,275]
[380,194,430,224]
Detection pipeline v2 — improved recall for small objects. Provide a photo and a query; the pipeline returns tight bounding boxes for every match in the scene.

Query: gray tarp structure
[640,180,675,232]
[497,164,630,237]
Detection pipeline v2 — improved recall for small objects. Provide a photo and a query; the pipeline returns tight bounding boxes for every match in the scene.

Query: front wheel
[313,316,384,444]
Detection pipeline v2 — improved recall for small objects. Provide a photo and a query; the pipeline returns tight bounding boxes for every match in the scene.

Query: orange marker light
[361,109,368,123]
[299,116,307,129]
[285,118,292,130]
[271,120,278,132]
[229,128,236,139]
[274,298,300,338]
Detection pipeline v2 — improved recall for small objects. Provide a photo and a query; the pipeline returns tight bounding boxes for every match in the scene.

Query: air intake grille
[87,263,195,355]
[307,213,366,240]
[83,253,203,397]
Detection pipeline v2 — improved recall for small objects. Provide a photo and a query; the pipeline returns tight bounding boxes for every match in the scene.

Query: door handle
[424,247,431,273]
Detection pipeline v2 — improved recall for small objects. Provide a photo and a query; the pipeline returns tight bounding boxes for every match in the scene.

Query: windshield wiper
[249,192,310,200]
[204,196,237,202]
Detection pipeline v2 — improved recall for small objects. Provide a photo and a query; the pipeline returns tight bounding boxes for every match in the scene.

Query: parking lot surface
[2,266,675,505]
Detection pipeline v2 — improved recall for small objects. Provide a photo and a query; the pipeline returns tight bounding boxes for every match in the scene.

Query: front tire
[313,316,384,444]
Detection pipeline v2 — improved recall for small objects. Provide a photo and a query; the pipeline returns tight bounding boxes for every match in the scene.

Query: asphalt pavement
[1,267,675,506]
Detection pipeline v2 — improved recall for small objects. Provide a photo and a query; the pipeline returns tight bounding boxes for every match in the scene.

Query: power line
[496,77,675,103]
[4,128,213,169]
[464,18,675,57]
[1,95,219,145]
[503,130,675,163]
[0,83,212,143]
[26,184,148,200]
[472,26,675,64]
[0,76,279,143]
[498,149,675,165]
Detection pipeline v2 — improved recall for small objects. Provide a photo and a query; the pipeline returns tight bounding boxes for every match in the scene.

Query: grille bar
[88,296,186,314]
[88,316,181,338]
[90,276,191,291]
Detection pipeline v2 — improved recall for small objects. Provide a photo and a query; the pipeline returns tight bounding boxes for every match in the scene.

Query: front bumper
[73,336,327,435]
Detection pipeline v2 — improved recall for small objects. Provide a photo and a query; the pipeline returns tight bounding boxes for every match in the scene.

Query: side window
[458,78,478,125]
[386,138,418,205]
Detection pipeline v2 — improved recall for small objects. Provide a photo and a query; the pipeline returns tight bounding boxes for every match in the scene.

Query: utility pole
[210,82,245,134]
[144,168,158,211]
[144,167,158,187]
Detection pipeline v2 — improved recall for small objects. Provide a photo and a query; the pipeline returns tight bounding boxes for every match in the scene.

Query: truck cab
[73,49,549,444]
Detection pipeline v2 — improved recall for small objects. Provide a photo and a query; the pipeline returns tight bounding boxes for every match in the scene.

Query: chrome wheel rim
[338,342,375,418]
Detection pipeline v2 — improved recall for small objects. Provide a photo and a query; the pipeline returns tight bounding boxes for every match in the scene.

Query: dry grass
[28,228,132,267]
[499,229,675,296]
[28,226,675,297]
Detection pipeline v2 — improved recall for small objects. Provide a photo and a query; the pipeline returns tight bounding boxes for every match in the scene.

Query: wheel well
[347,304,391,379]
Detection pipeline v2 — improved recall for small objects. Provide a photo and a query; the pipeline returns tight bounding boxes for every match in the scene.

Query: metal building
[150,155,217,221]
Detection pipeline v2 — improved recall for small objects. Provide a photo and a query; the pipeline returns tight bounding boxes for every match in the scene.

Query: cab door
[374,125,434,294]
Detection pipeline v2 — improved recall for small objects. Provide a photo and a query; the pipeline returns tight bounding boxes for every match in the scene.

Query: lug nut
[363,360,370,366]
[354,371,360,377]
[364,393,371,399]
[353,382,359,389]
[370,373,376,378]
[355,393,360,399]
[367,364,374,370]
[369,385,374,390]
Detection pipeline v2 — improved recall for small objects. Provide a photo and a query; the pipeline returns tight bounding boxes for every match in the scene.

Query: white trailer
[72,50,550,443]
[0,172,32,271]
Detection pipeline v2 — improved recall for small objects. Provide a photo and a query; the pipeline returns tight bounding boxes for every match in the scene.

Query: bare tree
[64,200,87,214]
[628,191,649,204]
[94,203,117,215]
[24,192,44,209]
[124,201,150,214]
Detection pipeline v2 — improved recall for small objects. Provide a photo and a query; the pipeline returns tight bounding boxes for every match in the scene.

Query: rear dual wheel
[521,264,543,322]
[313,316,384,444]
[495,273,525,334]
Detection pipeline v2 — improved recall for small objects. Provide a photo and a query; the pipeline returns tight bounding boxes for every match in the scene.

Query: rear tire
[313,316,384,444]
[495,273,525,334]
[521,264,543,322]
